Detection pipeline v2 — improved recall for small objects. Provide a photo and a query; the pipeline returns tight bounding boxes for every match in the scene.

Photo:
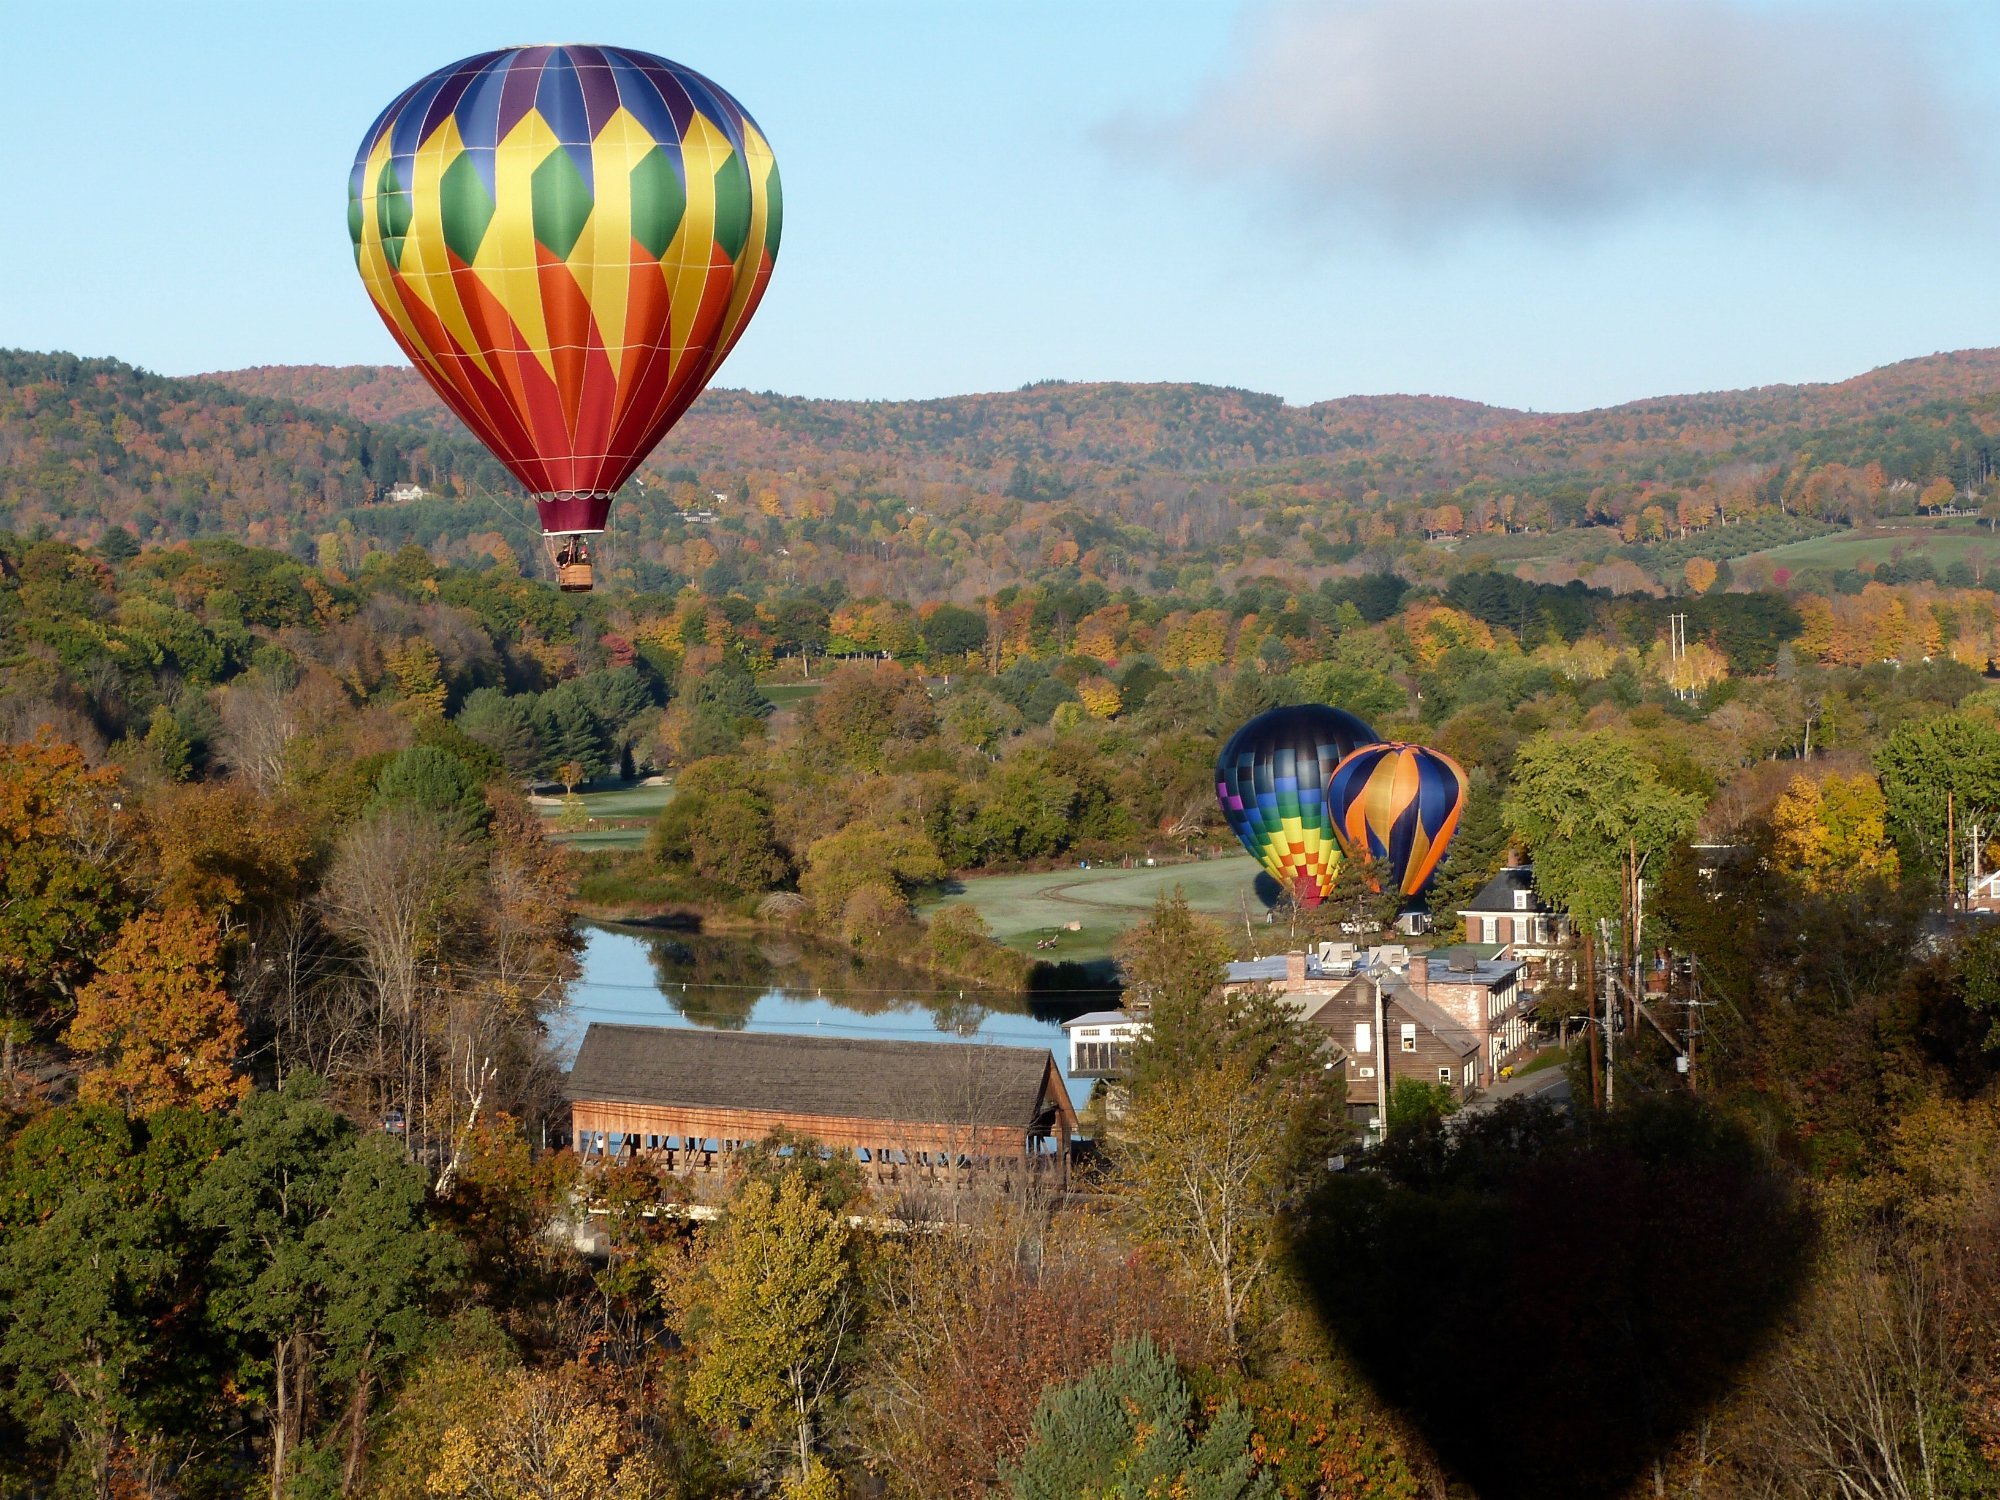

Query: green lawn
[761,682,826,707]
[923,855,1267,960]
[1748,518,2000,574]
[537,780,674,846]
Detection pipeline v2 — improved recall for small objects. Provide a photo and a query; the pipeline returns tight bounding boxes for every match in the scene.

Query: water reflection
[556,923,1105,1113]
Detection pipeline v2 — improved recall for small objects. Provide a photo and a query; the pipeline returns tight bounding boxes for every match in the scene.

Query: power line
[268,949,1115,998]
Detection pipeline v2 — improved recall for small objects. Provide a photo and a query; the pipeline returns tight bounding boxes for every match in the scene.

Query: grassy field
[923,854,1266,961]
[761,682,826,708]
[1748,518,2000,573]
[537,780,674,848]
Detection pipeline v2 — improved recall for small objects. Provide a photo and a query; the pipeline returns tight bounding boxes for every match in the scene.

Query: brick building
[1223,943,1535,1117]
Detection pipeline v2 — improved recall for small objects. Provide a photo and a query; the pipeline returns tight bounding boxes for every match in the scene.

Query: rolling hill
[2,345,1996,601]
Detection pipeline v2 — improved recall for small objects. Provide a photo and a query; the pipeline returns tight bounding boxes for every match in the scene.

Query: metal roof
[1422,955,1525,988]
[1061,1010,1135,1031]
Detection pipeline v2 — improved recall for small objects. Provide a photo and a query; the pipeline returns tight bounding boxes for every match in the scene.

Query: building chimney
[1285,951,1307,987]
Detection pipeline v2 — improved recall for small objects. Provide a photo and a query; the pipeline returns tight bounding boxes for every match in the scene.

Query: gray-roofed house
[565,1024,1077,1183]
[1457,866,1570,978]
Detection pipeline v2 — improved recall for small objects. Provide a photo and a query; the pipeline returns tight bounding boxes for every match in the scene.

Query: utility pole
[1584,926,1602,1111]
[1684,960,1702,1094]
[1949,789,1958,913]
[1602,918,1617,1109]
[1372,973,1390,1135]
[1668,612,1692,701]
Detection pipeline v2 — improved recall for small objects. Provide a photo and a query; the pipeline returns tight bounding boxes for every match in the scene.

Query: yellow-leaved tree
[669,1171,855,1490]
[1077,676,1122,719]
[385,637,447,721]
[1769,772,1899,893]
[1684,557,1718,594]
[64,906,250,1114]
[425,1364,668,1500]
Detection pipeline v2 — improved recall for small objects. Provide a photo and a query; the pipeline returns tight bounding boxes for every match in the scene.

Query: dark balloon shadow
[1290,1095,1813,1500]
[1253,871,1283,909]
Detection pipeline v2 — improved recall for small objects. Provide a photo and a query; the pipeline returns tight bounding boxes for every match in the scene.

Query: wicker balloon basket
[545,534,597,593]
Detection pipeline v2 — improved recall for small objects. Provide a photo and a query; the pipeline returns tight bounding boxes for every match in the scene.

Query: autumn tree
[64,907,249,1115]
[0,732,126,1030]
[1115,892,1344,1354]
[384,637,447,720]
[1113,889,1235,1045]
[668,1170,856,1487]
[856,1206,1215,1500]
[1769,771,1899,892]
[138,779,314,926]
[424,1363,668,1500]
[798,821,945,932]
[1684,556,1719,594]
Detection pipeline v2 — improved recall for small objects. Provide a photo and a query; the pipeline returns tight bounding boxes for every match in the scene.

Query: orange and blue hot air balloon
[1216,705,1379,907]
[1326,742,1469,899]
[348,46,781,586]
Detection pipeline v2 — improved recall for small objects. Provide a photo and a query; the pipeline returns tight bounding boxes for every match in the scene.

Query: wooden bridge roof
[566,1024,1075,1134]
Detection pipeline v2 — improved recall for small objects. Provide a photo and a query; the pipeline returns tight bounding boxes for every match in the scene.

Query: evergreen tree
[372,745,491,838]
[1004,1337,1272,1500]
[454,688,541,777]
[532,691,607,782]
[1424,769,1509,940]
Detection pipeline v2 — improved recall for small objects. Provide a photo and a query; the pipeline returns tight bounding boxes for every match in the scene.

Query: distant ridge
[8,343,1997,597]
[201,348,2000,477]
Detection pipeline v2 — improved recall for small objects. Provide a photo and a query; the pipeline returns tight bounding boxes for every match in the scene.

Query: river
[552,922,1109,1114]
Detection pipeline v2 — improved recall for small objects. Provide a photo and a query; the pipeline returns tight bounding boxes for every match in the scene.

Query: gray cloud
[1114,0,1976,231]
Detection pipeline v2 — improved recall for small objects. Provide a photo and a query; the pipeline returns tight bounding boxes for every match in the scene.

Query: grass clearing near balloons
[922,856,1263,960]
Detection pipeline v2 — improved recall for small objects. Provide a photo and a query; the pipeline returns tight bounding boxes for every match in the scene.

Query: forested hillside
[8,347,2000,610]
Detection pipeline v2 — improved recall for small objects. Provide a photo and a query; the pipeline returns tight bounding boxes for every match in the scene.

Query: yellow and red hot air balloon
[349,45,781,590]
[1326,742,1469,899]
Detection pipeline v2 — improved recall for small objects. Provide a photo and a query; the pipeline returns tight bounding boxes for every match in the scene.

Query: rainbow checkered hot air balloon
[349,46,781,587]
[1326,742,1470,899]
[1215,705,1380,907]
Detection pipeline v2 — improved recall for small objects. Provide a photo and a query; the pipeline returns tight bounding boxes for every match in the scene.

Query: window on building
[1355,1022,1373,1055]
[1464,1062,1475,1086]
[1514,890,1533,910]
[1400,1022,1417,1052]
[1483,916,1500,944]
[1438,1067,1453,1084]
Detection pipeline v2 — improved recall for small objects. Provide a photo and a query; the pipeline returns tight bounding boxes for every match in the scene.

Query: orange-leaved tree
[0,731,126,1025]
[64,906,250,1114]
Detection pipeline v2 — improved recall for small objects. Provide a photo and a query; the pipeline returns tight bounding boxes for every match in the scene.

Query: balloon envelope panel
[349,45,781,534]
[1326,743,1469,898]
[1215,705,1379,907]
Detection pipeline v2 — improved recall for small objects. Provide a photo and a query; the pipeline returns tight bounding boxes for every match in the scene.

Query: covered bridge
[566,1024,1077,1184]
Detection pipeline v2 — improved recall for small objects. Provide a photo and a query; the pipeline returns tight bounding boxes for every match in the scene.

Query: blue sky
[10,0,2000,412]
